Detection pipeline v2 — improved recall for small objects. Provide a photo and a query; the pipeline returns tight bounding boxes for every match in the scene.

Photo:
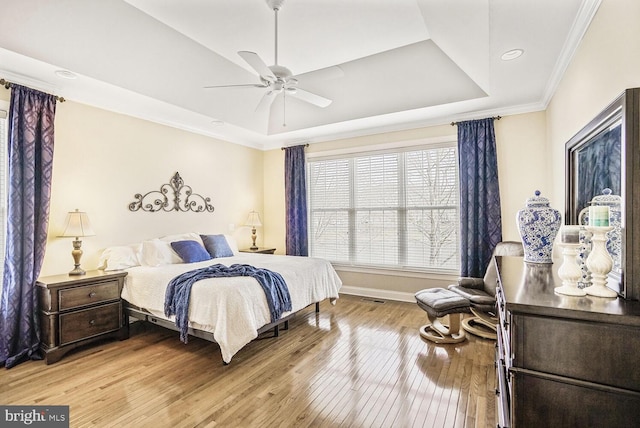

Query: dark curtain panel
[457,118,502,277]
[284,145,308,256]
[0,85,56,368]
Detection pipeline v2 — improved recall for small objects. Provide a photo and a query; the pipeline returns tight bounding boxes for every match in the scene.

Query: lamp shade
[245,211,262,227]
[59,209,95,238]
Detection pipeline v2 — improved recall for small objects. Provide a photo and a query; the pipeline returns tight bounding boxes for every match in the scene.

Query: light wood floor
[0,294,496,428]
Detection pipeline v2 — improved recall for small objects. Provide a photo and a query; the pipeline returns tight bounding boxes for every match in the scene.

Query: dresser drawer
[59,280,120,310]
[59,302,122,345]
[515,314,640,392]
[495,345,511,428]
[511,369,640,427]
[496,286,512,367]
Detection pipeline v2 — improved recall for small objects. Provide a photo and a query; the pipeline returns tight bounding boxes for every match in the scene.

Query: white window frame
[307,136,460,275]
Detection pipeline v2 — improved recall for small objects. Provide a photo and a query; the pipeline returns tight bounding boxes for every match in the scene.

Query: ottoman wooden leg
[419,312,466,344]
[461,308,497,340]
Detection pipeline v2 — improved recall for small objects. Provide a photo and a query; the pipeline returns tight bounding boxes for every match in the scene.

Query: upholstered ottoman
[415,288,471,344]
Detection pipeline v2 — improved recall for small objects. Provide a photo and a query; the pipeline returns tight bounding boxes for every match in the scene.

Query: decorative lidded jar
[516,190,561,263]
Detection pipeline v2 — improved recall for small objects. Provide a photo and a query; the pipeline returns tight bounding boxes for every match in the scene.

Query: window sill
[331,263,459,281]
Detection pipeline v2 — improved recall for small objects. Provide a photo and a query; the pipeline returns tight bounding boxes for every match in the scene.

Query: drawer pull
[89,319,96,326]
[89,292,97,298]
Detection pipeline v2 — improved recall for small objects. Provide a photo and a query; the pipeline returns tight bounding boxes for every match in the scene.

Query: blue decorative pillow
[170,240,212,263]
[201,234,234,258]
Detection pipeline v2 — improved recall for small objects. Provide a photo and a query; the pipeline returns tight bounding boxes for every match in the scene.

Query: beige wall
[263,148,286,254]
[496,111,550,240]
[263,113,549,299]
[547,0,640,210]
[0,96,265,277]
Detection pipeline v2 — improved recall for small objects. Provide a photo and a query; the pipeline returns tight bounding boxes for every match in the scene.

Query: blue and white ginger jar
[516,190,561,263]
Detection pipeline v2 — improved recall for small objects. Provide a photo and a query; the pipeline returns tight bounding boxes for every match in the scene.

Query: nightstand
[239,247,276,254]
[37,270,128,364]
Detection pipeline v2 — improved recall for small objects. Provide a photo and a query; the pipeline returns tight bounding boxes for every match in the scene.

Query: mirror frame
[565,87,640,300]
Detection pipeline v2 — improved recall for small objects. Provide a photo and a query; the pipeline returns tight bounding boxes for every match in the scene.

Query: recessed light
[55,70,77,79]
[210,120,224,127]
[501,49,524,61]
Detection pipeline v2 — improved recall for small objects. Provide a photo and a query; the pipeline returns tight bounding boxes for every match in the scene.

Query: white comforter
[121,253,342,362]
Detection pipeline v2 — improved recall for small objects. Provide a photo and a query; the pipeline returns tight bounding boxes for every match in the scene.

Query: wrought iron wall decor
[129,172,215,213]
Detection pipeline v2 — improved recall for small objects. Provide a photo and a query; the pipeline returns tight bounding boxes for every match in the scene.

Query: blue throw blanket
[164,264,292,343]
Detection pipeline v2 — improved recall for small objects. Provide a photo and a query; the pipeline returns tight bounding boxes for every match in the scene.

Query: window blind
[308,143,460,272]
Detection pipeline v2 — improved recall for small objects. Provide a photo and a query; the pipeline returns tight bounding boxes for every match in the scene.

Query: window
[308,141,460,273]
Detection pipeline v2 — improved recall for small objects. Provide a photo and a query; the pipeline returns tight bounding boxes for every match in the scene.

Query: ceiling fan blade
[203,83,267,89]
[289,88,332,108]
[255,91,278,113]
[238,51,276,82]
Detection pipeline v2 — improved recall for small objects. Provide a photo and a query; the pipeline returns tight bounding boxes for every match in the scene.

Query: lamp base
[250,227,258,250]
[69,239,86,275]
[69,265,86,276]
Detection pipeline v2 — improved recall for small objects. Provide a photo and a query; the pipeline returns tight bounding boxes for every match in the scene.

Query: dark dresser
[494,256,640,427]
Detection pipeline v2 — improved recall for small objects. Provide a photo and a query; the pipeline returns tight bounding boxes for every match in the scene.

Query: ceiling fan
[204,0,336,117]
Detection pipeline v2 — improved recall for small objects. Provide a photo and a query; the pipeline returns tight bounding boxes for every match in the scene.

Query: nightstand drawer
[59,302,122,345]
[59,279,120,310]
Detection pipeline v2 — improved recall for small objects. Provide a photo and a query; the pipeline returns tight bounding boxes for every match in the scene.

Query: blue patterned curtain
[0,86,56,368]
[457,118,502,277]
[284,145,308,256]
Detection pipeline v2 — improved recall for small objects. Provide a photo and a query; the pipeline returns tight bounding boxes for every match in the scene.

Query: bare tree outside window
[405,148,459,269]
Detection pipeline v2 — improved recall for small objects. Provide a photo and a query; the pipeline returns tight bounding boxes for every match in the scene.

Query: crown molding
[541,0,602,107]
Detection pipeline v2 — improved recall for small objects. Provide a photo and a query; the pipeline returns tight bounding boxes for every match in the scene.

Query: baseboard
[339,285,416,303]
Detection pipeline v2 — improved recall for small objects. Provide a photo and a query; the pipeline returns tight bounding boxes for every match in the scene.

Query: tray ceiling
[0,0,599,149]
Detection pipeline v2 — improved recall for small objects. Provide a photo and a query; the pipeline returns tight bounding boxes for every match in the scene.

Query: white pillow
[140,239,182,266]
[159,232,204,246]
[224,234,239,255]
[98,244,141,271]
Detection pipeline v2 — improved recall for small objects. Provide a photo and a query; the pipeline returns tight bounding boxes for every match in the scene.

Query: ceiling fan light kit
[205,0,333,122]
[266,0,286,10]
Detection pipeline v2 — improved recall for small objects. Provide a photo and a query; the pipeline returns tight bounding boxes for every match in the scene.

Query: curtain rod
[450,115,501,126]
[0,78,66,103]
[281,143,309,150]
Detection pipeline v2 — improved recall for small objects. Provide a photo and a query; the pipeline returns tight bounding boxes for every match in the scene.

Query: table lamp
[59,209,95,275]
[245,211,262,250]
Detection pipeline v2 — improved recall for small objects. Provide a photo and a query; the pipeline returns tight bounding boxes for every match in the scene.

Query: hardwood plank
[0,295,497,427]
[383,337,434,427]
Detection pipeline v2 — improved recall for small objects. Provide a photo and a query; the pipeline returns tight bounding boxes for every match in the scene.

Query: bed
[101,233,342,363]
